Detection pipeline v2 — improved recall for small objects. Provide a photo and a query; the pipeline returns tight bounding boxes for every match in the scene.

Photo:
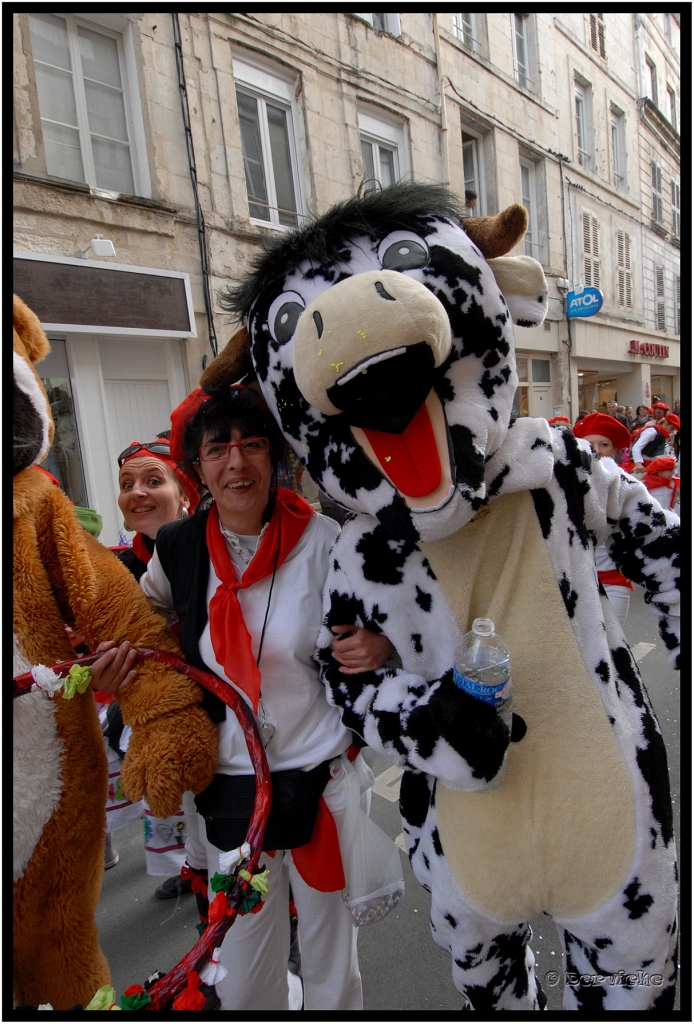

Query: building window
[675,275,680,335]
[610,107,627,190]
[519,160,539,257]
[589,14,606,59]
[666,85,677,130]
[233,61,302,229]
[671,181,680,238]
[359,111,403,192]
[352,13,400,35]
[461,128,486,215]
[646,56,658,107]
[453,13,476,50]
[28,12,138,193]
[651,160,663,222]
[574,80,593,169]
[582,212,600,288]
[512,14,535,90]
[655,266,666,332]
[616,230,632,308]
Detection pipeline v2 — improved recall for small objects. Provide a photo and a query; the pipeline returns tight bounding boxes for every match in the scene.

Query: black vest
[641,429,667,460]
[155,510,227,722]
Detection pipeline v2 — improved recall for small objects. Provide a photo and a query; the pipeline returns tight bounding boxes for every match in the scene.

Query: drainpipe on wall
[633,13,645,100]
[432,14,450,187]
[558,155,573,422]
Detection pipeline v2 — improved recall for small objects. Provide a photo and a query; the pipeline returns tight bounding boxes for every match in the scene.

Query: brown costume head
[13,295,54,476]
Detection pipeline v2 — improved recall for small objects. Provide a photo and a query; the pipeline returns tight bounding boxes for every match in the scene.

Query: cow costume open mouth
[292,268,453,504]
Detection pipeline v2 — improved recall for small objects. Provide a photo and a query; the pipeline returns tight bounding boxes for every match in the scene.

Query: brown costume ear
[14,294,50,365]
[463,204,529,259]
[199,326,254,388]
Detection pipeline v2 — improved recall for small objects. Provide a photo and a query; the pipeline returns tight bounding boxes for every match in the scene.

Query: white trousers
[603,584,630,629]
[201,828,362,1011]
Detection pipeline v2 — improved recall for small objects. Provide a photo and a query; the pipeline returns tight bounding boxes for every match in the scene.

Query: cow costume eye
[378,230,429,271]
[267,291,306,344]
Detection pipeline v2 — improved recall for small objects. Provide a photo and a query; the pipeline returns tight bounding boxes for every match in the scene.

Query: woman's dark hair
[180,386,287,513]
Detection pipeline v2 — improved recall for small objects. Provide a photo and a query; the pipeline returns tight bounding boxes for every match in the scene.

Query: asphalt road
[96,583,680,1011]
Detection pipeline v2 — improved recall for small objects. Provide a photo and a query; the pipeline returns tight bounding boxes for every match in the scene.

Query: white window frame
[461,123,487,215]
[616,229,632,309]
[29,13,147,196]
[453,13,477,51]
[512,13,534,91]
[589,14,606,59]
[671,180,680,238]
[666,84,677,130]
[232,58,304,230]
[352,13,401,36]
[519,159,539,257]
[581,211,600,289]
[358,110,404,190]
[574,79,593,169]
[610,106,627,191]
[655,266,666,332]
[651,159,663,223]
[646,55,658,107]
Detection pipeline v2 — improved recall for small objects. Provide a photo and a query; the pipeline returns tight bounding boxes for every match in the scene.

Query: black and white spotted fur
[225,183,679,1010]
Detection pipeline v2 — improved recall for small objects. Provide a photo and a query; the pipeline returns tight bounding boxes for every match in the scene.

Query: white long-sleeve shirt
[141,513,351,775]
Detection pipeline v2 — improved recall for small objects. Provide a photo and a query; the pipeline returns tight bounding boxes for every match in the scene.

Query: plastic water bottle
[453,617,512,790]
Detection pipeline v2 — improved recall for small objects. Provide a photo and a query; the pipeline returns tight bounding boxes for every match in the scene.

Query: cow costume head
[215,182,548,542]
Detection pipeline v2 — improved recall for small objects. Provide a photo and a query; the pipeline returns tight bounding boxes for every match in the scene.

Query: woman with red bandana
[573,413,635,628]
[97,385,392,1011]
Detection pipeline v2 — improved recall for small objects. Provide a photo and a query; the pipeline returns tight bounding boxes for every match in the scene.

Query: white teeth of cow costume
[218,183,679,1010]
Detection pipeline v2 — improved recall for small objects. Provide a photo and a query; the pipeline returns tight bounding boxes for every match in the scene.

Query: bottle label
[453,668,511,707]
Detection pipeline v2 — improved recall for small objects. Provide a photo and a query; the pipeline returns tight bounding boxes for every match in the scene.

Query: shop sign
[567,286,603,318]
[627,340,669,358]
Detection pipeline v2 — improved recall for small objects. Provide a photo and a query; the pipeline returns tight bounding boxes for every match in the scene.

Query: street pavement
[96,583,680,1011]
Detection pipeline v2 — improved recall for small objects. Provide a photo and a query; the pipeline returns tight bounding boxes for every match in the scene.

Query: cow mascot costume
[206,182,679,1011]
[13,295,218,1010]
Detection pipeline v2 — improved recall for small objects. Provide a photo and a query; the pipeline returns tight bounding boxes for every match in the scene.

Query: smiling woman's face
[195,425,273,535]
[118,457,186,539]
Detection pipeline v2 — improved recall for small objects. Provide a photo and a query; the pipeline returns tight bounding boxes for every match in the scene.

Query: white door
[66,334,189,545]
[531,385,551,419]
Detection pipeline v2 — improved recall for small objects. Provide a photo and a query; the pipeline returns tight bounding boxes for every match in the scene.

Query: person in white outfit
[573,413,634,628]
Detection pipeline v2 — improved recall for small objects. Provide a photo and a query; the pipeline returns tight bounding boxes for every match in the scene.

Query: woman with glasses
[97,384,391,1011]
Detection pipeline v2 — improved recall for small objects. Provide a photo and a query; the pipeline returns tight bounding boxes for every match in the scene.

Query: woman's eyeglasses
[199,437,269,461]
[118,441,170,467]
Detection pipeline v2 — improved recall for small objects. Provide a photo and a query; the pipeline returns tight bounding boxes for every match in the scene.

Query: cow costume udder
[213,183,678,1010]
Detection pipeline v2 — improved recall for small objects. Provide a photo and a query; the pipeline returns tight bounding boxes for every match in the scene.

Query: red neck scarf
[132,532,154,565]
[206,488,314,711]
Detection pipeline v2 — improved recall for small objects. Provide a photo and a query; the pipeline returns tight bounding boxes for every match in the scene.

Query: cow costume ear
[463,203,528,259]
[488,255,549,328]
[199,326,255,388]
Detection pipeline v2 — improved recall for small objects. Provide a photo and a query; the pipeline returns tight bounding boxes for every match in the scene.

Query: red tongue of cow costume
[362,401,441,497]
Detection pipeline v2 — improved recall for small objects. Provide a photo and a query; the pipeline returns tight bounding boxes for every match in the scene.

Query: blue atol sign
[567,286,603,318]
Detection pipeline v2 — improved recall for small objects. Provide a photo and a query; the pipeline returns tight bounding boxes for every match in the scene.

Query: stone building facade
[13,12,681,542]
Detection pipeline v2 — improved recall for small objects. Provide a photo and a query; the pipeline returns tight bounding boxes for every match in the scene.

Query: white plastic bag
[324,754,404,926]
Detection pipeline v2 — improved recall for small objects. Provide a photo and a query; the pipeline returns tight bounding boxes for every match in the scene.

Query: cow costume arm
[316,526,509,789]
[584,448,680,669]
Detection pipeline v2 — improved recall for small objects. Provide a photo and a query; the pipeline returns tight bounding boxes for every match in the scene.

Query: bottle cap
[472,617,494,636]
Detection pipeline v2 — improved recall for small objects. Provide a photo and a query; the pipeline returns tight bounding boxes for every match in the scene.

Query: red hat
[664,413,680,429]
[118,437,200,512]
[548,416,571,426]
[652,401,669,411]
[573,412,631,451]
[645,456,676,475]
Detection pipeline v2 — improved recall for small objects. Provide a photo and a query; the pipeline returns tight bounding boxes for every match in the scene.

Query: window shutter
[656,266,666,332]
[590,14,598,51]
[651,161,663,221]
[598,16,606,59]
[617,230,625,306]
[582,212,592,286]
[625,233,632,307]
[676,276,680,335]
[591,215,600,289]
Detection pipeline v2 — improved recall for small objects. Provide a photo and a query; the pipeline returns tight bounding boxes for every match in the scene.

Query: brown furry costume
[13,295,218,1010]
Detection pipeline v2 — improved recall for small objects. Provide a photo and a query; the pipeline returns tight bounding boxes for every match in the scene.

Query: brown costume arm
[40,487,217,814]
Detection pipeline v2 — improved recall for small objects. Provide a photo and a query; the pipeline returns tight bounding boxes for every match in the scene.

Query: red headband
[119,439,200,512]
[548,416,571,426]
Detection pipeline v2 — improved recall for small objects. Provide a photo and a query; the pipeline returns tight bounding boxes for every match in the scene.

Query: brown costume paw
[121,706,218,818]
